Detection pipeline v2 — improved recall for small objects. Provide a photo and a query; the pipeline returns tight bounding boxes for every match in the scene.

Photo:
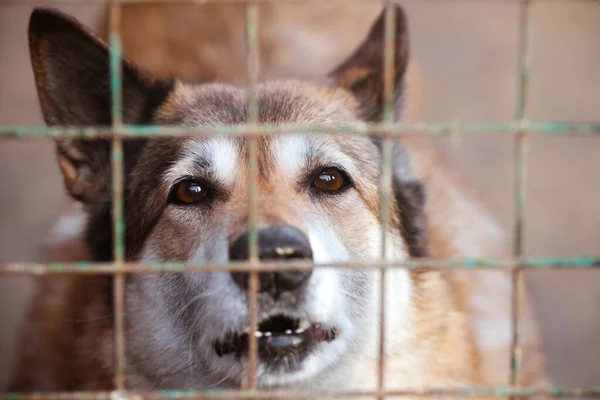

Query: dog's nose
[229,225,313,295]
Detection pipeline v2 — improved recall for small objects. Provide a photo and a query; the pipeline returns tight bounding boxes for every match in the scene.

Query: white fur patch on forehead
[162,138,239,186]
[272,135,311,177]
[204,139,239,185]
[272,135,359,179]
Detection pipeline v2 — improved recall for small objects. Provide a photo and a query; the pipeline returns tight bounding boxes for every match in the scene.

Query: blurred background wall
[1,0,599,391]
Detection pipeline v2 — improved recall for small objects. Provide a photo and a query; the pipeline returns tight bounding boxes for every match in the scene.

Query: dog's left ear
[329,5,409,122]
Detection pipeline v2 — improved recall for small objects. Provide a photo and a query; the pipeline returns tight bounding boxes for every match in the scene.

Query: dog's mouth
[214,314,338,362]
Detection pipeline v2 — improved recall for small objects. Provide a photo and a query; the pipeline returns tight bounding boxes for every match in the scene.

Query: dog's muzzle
[213,225,339,369]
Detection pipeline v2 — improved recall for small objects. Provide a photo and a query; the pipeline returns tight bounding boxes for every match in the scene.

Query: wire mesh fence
[0,0,599,399]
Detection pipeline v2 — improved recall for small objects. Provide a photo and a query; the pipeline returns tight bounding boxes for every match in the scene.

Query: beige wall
[1,0,599,391]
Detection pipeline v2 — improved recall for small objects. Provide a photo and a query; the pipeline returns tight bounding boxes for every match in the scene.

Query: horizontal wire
[0,122,599,139]
[2,387,600,400]
[1,257,598,275]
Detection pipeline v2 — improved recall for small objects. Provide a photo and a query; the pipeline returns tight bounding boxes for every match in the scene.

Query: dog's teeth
[285,329,292,335]
[275,246,295,256]
[265,332,272,337]
[253,331,263,338]
[298,319,310,330]
[295,327,306,334]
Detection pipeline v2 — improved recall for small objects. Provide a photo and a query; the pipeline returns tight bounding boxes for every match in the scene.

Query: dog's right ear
[28,8,174,202]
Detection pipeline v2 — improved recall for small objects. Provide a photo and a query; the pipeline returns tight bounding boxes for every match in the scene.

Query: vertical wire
[245,1,260,393]
[511,0,532,398]
[377,4,397,399]
[109,1,126,392]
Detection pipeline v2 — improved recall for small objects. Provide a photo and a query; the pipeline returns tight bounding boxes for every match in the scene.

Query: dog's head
[29,6,427,389]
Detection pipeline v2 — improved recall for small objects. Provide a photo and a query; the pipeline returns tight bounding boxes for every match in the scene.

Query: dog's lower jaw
[125,341,356,391]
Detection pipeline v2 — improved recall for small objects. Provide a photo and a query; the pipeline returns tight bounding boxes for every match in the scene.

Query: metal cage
[1,0,599,399]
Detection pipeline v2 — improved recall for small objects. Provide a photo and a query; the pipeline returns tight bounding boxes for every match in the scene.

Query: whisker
[175,290,222,317]
[188,332,194,376]
[339,289,368,302]
[151,358,192,390]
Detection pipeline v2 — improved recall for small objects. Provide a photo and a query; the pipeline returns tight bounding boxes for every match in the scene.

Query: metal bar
[108,2,127,392]
[3,387,600,400]
[2,257,598,275]
[510,0,532,396]
[510,132,528,392]
[376,3,397,397]
[0,0,595,399]
[1,122,599,139]
[109,4,123,128]
[382,2,397,126]
[516,2,532,123]
[244,1,260,392]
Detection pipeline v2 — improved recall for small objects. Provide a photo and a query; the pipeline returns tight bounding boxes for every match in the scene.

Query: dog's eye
[173,180,208,204]
[313,167,348,192]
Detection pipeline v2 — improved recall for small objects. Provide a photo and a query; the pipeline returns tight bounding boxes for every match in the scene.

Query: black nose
[229,225,313,295]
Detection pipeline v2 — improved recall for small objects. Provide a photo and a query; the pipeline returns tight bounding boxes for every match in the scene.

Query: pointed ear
[28,8,173,202]
[329,5,409,122]
[329,6,424,255]
[28,7,174,126]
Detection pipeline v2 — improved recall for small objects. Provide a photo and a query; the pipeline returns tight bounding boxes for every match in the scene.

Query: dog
[9,4,550,397]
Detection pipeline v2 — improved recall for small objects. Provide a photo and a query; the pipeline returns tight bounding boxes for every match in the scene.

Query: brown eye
[174,180,207,204]
[313,167,347,192]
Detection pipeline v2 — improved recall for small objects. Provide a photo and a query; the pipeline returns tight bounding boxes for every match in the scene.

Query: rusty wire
[1,257,598,275]
[509,0,532,397]
[244,0,261,392]
[376,3,398,396]
[1,122,599,139]
[2,387,600,400]
[108,1,127,392]
[1,0,599,398]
